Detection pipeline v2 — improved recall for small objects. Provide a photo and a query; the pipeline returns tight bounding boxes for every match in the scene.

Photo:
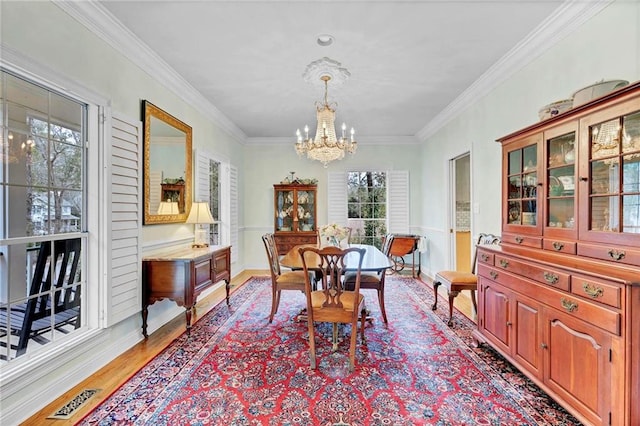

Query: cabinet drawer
[502,233,542,248]
[543,239,577,255]
[194,258,213,292]
[479,265,620,335]
[570,274,622,309]
[477,249,495,266]
[577,242,640,267]
[494,254,570,291]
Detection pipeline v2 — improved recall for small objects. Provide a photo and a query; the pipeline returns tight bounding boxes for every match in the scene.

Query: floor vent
[48,388,100,420]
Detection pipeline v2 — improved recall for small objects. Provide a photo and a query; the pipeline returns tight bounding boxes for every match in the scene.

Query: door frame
[448,152,471,271]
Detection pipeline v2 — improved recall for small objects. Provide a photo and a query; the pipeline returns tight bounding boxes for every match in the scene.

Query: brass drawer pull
[552,242,564,251]
[481,253,490,262]
[560,297,578,313]
[506,321,512,326]
[489,271,498,280]
[515,236,524,244]
[608,249,626,261]
[543,272,559,284]
[582,283,604,299]
[499,259,509,268]
[540,343,548,349]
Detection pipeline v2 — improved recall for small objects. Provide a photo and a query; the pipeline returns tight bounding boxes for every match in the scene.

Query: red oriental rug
[78,276,580,425]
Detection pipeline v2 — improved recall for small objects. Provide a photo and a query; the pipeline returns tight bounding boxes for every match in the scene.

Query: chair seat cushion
[343,272,381,284]
[436,270,477,284]
[277,270,311,284]
[310,290,363,311]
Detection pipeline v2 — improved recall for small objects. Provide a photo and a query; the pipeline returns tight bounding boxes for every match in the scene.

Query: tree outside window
[347,171,387,248]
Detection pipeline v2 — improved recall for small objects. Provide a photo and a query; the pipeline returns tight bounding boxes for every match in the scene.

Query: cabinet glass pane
[621,111,640,155]
[508,201,521,224]
[548,132,576,168]
[523,145,537,171]
[297,190,315,231]
[508,150,522,175]
[591,119,621,160]
[591,196,619,232]
[508,176,522,199]
[623,195,640,233]
[591,160,619,195]
[276,190,294,231]
[548,199,575,228]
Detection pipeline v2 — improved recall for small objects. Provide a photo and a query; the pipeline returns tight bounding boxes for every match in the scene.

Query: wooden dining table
[280,243,393,273]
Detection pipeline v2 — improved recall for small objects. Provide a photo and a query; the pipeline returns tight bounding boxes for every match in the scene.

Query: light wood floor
[23,270,474,425]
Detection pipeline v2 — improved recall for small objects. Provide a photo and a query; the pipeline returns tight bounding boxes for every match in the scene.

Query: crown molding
[245,135,420,146]
[416,0,614,141]
[53,0,247,144]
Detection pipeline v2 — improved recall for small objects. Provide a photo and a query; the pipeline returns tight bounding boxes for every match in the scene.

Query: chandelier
[295,75,357,167]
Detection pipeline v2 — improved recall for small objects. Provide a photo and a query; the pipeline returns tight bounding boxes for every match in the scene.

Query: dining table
[279,243,394,273]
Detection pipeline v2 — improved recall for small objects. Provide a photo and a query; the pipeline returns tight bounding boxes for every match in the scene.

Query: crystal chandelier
[295,75,357,167]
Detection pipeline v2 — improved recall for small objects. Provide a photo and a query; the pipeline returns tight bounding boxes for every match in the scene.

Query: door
[449,153,471,271]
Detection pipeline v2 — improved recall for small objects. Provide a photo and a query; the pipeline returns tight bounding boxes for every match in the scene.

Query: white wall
[421,0,640,278]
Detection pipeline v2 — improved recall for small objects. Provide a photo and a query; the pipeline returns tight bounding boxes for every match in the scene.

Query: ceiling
[94,0,568,142]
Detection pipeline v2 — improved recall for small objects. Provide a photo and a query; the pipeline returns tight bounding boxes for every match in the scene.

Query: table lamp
[157,199,179,215]
[186,201,215,248]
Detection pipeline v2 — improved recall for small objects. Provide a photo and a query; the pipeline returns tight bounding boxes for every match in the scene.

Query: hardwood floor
[22,270,474,425]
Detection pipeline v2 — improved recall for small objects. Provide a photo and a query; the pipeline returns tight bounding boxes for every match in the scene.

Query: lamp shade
[186,202,215,224]
[157,200,179,215]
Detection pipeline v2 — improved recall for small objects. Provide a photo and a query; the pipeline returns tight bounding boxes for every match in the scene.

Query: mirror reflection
[143,101,192,224]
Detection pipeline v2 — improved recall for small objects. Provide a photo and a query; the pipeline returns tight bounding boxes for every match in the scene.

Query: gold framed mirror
[143,100,192,224]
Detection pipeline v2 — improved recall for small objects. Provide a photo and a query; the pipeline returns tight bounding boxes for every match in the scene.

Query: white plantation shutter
[388,170,410,233]
[107,112,142,326]
[194,150,210,203]
[327,171,348,226]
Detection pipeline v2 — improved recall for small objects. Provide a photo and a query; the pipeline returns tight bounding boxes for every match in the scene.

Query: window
[0,70,88,363]
[347,171,387,247]
[208,158,221,245]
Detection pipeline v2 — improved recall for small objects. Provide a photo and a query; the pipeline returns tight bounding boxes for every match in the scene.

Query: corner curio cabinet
[273,183,317,254]
[473,81,640,426]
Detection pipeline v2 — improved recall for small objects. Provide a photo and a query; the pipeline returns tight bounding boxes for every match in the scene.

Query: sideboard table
[141,245,231,337]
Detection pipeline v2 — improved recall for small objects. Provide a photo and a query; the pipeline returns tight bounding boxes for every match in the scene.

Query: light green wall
[242,141,423,267]
[421,0,640,277]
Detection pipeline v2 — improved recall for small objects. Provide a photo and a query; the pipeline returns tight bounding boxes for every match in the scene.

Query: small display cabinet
[273,183,317,254]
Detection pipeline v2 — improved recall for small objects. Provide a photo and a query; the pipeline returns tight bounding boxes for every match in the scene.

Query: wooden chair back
[471,233,501,274]
[261,233,282,278]
[2,237,83,357]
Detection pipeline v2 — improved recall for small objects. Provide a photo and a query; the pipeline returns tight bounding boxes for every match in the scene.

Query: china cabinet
[473,81,640,426]
[273,183,317,253]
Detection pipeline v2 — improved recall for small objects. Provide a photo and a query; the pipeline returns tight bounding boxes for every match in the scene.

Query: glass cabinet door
[587,110,640,236]
[296,190,315,231]
[275,189,294,231]
[546,128,576,235]
[506,143,538,227]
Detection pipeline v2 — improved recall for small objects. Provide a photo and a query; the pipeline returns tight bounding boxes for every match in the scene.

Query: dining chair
[431,233,501,326]
[299,245,366,371]
[261,233,313,323]
[343,234,394,323]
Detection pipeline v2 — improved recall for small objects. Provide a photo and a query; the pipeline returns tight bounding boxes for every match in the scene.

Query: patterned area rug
[79,276,580,425]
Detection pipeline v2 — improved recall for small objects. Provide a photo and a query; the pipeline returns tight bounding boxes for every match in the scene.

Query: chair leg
[360,307,367,343]
[332,323,339,351]
[447,290,460,327]
[377,288,388,323]
[307,320,316,369]
[470,289,478,317]
[269,289,281,323]
[432,280,441,311]
[349,319,358,372]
